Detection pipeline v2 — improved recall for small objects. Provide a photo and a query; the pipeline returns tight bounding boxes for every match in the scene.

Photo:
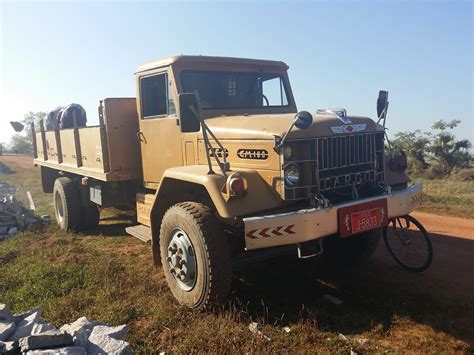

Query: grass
[1,156,473,353]
[414,176,474,219]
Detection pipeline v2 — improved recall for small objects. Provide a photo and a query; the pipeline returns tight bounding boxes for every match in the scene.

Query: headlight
[282,145,293,161]
[284,163,301,187]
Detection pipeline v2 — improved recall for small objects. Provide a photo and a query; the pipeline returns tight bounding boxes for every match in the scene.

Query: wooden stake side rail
[32,98,142,183]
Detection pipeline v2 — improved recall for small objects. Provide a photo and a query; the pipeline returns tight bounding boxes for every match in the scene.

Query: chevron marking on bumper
[246,224,295,239]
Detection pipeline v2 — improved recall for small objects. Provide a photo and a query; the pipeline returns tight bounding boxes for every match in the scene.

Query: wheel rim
[166,227,197,291]
[55,191,64,225]
[385,217,430,269]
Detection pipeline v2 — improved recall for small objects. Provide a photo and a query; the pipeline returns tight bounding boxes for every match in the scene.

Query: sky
[0,0,472,145]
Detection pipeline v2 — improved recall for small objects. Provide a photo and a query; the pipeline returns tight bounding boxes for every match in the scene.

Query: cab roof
[136,55,289,73]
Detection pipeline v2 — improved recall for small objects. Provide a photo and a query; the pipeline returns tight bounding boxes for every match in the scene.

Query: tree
[391,119,472,176]
[9,111,46,154]
[428,119,471,173]
[391,130,430,172]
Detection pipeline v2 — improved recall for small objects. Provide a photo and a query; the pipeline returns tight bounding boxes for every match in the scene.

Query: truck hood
[201,113,381,140]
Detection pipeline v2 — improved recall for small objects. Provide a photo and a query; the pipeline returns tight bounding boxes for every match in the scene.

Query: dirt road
[372,211,474,302]
[0,154,34,169]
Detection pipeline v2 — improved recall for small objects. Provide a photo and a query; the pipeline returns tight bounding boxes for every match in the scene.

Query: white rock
[10,311,44,340]
[0,321,15,341]
[7,227,17,235]
[71,331,88,348]
[0,305,13,322]
[13,308,42,324]
[19,330,73,352]
[60,317,101,336]
[26,346,87,355]
[31,323,57,335]
[0,340,18,353]
[89,324,129,340]
[86,333,132,355]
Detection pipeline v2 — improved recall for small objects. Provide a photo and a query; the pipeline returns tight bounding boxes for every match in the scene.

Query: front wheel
[159,202,232,310]
[383,215,433,272]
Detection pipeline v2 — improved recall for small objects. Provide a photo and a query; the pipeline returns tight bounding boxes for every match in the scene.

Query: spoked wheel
[383,215,433,272]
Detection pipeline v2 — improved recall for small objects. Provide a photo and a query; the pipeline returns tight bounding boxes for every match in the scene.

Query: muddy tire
[159,202,232,310]
[53,177,82,231]
[322,228,382,267]
[82,205,100,230]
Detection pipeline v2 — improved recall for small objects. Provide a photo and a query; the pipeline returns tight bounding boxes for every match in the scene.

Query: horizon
[1,1,472,145]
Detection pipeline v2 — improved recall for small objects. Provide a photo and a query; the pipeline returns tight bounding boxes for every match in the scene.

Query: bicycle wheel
[383,215,433,272]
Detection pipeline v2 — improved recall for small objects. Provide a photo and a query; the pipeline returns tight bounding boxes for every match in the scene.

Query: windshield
[181,70,289,109]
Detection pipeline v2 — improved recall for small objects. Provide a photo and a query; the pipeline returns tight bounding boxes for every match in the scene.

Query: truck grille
[284,132,385,201]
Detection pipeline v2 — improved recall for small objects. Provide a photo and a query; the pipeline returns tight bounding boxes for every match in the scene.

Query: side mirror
[377,90,389,119]
[294,111,313,130]
[178,93,201,133]
[10,121,24,132]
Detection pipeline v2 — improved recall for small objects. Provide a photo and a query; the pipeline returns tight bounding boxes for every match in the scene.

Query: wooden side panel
[78,127,104,171]
[35,132,44,161]
[60,129,78,166]
[103,98,142,174]
[44,131,59,162]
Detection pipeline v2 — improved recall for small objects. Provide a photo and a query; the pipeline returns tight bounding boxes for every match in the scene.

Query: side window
[261,77,288,106]
[141,73,176,118]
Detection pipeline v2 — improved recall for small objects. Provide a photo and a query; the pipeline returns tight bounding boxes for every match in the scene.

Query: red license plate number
[338,199,388,237]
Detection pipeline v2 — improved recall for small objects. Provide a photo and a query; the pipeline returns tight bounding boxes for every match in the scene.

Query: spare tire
[44,106,63,130]
[59,104,87,129]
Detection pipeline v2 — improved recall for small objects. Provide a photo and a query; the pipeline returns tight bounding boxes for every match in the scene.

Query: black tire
[159,202,232,310]
[82,205,100,230]
[383,215,433,272]
[323,228,382,267]
[41,167,58,193]
[53,177,82,231]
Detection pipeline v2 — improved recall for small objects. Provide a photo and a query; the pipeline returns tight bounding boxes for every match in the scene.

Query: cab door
[137,70,182,189]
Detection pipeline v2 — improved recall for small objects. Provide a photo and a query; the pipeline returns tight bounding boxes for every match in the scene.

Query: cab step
[125,224,152,243]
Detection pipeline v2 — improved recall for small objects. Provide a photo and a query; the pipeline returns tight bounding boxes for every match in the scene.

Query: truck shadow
[232,231,474,346]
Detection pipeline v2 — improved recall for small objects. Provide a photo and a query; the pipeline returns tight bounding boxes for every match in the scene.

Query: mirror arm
[376,101,389,127]
[201,121,229,177]
[189,105,229,177]
[201,122,215,175]
[275,119,297,153]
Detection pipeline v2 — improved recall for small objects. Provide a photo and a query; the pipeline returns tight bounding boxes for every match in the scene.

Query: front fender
[156,165,281,219]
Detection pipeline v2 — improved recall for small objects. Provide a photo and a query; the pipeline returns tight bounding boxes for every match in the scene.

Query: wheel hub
[166,228,197,291]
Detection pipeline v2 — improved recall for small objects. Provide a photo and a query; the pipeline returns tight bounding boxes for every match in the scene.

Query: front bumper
[243,183,423,250]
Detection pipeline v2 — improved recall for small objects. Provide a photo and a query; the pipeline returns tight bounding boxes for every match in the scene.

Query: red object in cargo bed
[338,199,388,237]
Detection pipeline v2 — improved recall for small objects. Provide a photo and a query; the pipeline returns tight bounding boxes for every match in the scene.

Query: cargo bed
[33,98,142,182]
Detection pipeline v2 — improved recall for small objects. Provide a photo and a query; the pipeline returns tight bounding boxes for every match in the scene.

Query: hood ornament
[317,108,352,124]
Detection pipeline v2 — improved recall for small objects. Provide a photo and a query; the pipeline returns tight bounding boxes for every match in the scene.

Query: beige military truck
[32,55,422,309]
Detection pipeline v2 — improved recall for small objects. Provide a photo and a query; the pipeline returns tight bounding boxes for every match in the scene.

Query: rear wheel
[53,177,82,231]
[159,202,232,310]
[323,228,382,267]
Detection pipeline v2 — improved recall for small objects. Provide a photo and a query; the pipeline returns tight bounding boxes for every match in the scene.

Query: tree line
[391,119,472,178]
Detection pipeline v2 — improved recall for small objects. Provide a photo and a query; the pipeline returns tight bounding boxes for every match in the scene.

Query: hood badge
[330,124,367,134]
[237,149,269,160]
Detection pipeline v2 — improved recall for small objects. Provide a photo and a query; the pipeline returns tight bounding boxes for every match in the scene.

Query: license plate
[338,199,388,237]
